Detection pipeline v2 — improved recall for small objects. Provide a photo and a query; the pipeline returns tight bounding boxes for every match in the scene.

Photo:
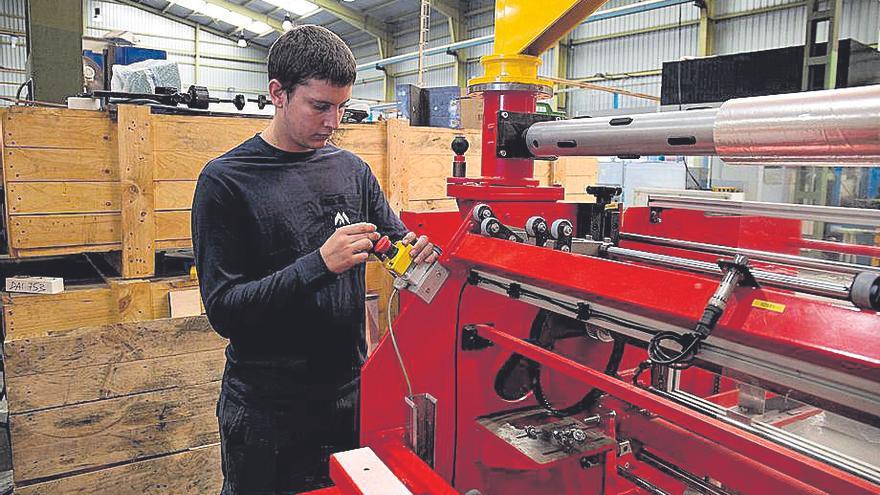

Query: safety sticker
[752,299,786,313]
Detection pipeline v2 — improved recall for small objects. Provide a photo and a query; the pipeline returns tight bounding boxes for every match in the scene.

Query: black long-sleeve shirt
[192,134,407,405]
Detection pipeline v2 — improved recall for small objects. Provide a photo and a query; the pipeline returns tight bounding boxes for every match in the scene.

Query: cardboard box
[460,97,484,129]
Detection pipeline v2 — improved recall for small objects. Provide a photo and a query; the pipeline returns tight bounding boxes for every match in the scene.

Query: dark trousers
[217,386,359,495]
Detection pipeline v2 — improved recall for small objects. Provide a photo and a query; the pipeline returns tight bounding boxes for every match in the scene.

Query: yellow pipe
[469,0,610,91]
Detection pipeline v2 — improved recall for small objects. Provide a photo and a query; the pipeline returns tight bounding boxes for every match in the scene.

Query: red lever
[373,235,392,255]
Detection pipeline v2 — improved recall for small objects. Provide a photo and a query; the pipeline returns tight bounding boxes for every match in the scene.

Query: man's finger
[338,222,377,234]
[401,232,416,244]
[347,231,381,242]
[424,251,439,264]
[350,238,374,253]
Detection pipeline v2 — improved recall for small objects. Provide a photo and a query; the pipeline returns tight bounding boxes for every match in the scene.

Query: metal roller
[715,85,880,166]
[525,85,880,166]
[526,108,717,158]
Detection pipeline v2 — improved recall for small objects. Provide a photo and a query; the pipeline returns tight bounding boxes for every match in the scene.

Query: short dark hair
[268,25,357,92]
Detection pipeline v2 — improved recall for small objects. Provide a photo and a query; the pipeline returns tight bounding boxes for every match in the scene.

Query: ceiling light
[237,34,248,48]
[282,13,293,31]
[173,0,206,11]
[218,9,252,27]
[263,0,319,17]
[245,21,273,35]
[199,3,227,19]
[93,7,102,22]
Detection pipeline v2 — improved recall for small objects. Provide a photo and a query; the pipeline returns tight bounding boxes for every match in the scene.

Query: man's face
[273,79,352,151]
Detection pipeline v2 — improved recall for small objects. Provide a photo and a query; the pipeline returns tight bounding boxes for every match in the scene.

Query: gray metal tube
[525,108,718,158]
[715,85,880,166]
[524,85,880,165]
[620,232,880,276]
[603,246,853,302]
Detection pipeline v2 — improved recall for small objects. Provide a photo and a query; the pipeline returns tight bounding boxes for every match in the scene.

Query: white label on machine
[331,448,413,495]
[5,276,64,294]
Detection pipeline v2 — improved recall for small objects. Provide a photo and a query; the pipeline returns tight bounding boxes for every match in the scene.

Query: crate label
[752,299,785,313]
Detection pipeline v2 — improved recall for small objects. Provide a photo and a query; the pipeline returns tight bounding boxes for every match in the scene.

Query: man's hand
[401,232,438,264]
[320,223,380,274]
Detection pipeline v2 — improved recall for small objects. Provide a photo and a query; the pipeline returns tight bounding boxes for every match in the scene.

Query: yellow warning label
[752,299,786,313]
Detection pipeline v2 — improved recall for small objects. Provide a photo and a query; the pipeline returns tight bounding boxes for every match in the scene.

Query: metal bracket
[496,111,562,159]
[462,324,495,351]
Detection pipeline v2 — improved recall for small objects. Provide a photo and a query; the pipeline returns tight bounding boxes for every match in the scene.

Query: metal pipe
[715,85,880,166]
[616,466,671,495]
[636,449,732,495]
[620,232,880,275]
[647,195,880,227]
[527,108,718,158]
[525,85,880,166]
[602,245,854,302]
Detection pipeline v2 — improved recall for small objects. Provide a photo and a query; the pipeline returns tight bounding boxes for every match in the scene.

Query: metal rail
[647,195,880,227]
[619,232,880,276]
[601,245,854,303]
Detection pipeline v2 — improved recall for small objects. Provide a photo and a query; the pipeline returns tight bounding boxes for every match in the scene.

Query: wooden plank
[329,122,386,153]
[152,115,267,152]
[12,243,121,259]
[365,261,393,334]
[10,381,221,483]
[155,210,191,241]
[7,213,121,249]
[2,287,116,341]
[110,279,153,322]
[154,150,219,181]
[6,182,120,215]
[4,107,114,150]
[557,156,598,177]
[118,105,157,278]
[3,316,221,376]
[4,147,118,182]
[385,119,409,214]
[14,444,221,495]
[6,348,226,414]
[397,126,481,156]
[155,238,193,250]
[155,181,196,211]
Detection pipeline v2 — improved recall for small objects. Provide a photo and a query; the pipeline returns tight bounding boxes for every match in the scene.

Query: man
[192,25,437,494]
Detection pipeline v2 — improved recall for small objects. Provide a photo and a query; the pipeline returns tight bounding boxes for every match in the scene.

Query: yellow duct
[469,0,610,92]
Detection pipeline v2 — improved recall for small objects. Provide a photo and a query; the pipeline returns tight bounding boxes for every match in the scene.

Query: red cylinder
[480,90,538,185]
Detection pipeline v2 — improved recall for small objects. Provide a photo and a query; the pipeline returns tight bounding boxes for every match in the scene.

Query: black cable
[450,279,469,487]
[682,156,703,190]
[529,310,628,417]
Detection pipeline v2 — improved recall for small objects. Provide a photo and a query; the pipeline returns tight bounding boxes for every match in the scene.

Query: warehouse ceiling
[122,0,465,49]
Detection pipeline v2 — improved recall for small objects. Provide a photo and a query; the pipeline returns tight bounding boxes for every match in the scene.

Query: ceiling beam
[431,0,462,24]
[305,0,389,43]
[114,0,260,44]
[196,0,284,31]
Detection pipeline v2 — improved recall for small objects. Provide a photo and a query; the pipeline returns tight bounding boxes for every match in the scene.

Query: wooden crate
[1,106,597,273]
[4,316,225,494]
[0,106,387,278]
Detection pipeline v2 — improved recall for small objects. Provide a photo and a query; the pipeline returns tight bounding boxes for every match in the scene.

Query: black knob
[233,94,246,111]
[452,135,469,155]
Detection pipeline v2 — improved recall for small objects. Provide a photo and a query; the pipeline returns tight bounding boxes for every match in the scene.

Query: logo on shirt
[333,211,351,227]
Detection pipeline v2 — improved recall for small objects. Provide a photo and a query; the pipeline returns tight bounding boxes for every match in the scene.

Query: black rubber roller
[850,272,880,311]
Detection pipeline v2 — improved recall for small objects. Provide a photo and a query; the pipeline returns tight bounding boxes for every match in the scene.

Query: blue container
[113,46,167,65]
